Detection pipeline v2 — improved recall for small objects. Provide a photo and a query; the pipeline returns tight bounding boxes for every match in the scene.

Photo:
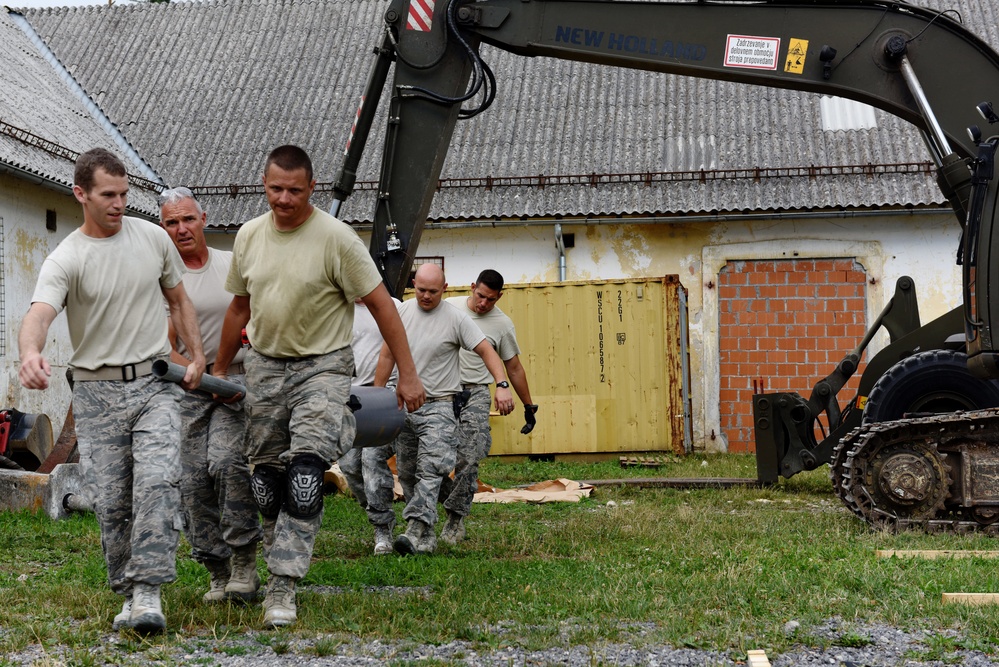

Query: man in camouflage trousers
[159,188,263,604]
[338,299,399,555]
[212,145,424,629]
[375,264,514,556]
[442,269,539,544]
[18,148,205,635]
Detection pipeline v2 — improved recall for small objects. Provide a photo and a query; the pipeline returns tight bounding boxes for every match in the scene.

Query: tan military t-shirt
[226,208,383,358]
[398,299,486,398]
[177,247,245,366]
[445,295,521,385]
[31,217,182,370]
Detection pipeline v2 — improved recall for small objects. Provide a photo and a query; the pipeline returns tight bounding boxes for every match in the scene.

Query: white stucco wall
[1,172,82,441]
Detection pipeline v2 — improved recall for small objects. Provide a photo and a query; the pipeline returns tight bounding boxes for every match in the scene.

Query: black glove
[521,404,539,434]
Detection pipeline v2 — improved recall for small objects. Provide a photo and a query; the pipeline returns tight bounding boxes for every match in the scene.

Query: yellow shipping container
[444,276,689,457]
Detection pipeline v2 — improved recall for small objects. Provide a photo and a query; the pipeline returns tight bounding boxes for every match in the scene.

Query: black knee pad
[285,454,327,519]
[250,465,284,519]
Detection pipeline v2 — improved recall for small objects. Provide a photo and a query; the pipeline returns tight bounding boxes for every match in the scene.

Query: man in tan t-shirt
[18,148,205,635]
[375,263,514,556]
[159,187,262,605]
[212,144,424,629]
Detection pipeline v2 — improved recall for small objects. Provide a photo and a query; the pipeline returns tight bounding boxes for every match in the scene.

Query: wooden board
[877,550,999,560]
[942,593,999,606]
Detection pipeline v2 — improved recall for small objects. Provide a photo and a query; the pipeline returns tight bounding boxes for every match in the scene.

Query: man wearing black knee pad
[213,145,424,629]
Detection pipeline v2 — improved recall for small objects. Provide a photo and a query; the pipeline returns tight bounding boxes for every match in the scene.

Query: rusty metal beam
[581,477,761,489]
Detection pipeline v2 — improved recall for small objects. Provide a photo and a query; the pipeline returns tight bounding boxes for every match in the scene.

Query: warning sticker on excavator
[724,35,780,70]
[407,0,435,31]
[784,38,809,74]
[856,395,868,411]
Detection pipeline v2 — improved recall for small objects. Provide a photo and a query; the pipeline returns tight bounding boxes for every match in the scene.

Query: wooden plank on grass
[877,550,999,560]
[746,649,771,667]
[942,593,999,606]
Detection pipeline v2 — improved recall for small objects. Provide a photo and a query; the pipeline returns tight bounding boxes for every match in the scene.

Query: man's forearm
[18,308,49,361]
[170,297,205,367]
[215,303,249,374]
[506,357,534,405]
[373,344,394,387]
[477,345,508,385]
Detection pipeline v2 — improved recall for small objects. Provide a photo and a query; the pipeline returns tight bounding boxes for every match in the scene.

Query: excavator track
[831,408,999,534]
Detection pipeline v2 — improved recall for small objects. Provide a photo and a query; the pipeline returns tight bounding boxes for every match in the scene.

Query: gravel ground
[5,617,999,666]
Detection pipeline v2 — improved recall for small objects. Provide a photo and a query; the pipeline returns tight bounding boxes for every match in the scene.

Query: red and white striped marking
[406,0,435,31]
[344,95,365,155]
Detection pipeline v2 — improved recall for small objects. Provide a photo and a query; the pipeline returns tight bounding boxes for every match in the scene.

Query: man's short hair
[266,145,313,181]
[475,269,504,292]
[74,148,126,192]
[157,186,203,215]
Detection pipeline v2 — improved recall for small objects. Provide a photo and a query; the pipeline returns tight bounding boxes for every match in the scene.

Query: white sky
[8,0,117,7]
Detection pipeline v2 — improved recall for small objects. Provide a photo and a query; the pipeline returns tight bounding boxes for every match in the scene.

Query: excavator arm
[334,0,999,374]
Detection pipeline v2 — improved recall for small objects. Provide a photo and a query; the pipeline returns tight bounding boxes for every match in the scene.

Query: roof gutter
[262,206,953,234]
[206,206,954,234]
[0,161,155,221]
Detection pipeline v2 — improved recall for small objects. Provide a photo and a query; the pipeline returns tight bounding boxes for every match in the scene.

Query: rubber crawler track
[831,408,999,534]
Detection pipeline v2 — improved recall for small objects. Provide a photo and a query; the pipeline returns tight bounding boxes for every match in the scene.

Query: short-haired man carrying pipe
[159,187,263,605]
[213,145,424,629]
[19,148,205,635]
[376,263,514,556]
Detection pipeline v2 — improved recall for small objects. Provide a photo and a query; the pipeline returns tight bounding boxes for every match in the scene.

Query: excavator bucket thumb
[752,392,820,484]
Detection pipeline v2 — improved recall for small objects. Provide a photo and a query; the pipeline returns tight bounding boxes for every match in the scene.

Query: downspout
[553,223,566,281]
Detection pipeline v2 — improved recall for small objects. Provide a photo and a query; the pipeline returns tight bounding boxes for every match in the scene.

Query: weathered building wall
[203,209,961,455]
[398,211,962,453]
[1,172,83,441]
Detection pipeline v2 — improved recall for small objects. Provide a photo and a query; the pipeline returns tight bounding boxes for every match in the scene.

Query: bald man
[375,264,513,555]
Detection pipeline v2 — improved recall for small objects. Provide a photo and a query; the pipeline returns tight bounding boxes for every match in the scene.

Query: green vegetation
[2,454,999,664]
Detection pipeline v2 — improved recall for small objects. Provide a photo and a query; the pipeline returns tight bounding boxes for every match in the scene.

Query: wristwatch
[496,380,510,389]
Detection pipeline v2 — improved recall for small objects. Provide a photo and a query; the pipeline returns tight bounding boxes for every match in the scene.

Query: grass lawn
[2,453,999,664]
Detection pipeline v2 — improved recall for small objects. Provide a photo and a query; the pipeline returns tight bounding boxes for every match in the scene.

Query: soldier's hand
[396,374,426,413]
[18,352,51,390]
[494,386,514,416]
[521,404,539,434]
[210,367,243,403]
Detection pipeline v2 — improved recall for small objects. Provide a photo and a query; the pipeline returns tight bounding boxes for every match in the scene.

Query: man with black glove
[521,403,539,434]
[442,269,538,545]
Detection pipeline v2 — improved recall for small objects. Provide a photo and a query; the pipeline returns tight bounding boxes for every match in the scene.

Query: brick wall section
[718,258,868,453]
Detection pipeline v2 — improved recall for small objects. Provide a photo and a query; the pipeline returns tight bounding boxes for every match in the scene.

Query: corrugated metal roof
[0,10,160,216]
[17,0,999,227]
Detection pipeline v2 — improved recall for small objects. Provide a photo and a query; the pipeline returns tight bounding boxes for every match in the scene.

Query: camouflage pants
[73,375,184,597]
[244,347,355,579]
[338,443,395,528]
[394,400,458,527]
[178,375,261,564]
[444,384,491,518]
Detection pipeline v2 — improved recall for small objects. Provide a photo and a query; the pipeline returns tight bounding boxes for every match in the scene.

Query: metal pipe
[348,385,405,449]
[152,360,246,399]
[899,54,952,157]
[152,361,403,449]
[554,223,566,281]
